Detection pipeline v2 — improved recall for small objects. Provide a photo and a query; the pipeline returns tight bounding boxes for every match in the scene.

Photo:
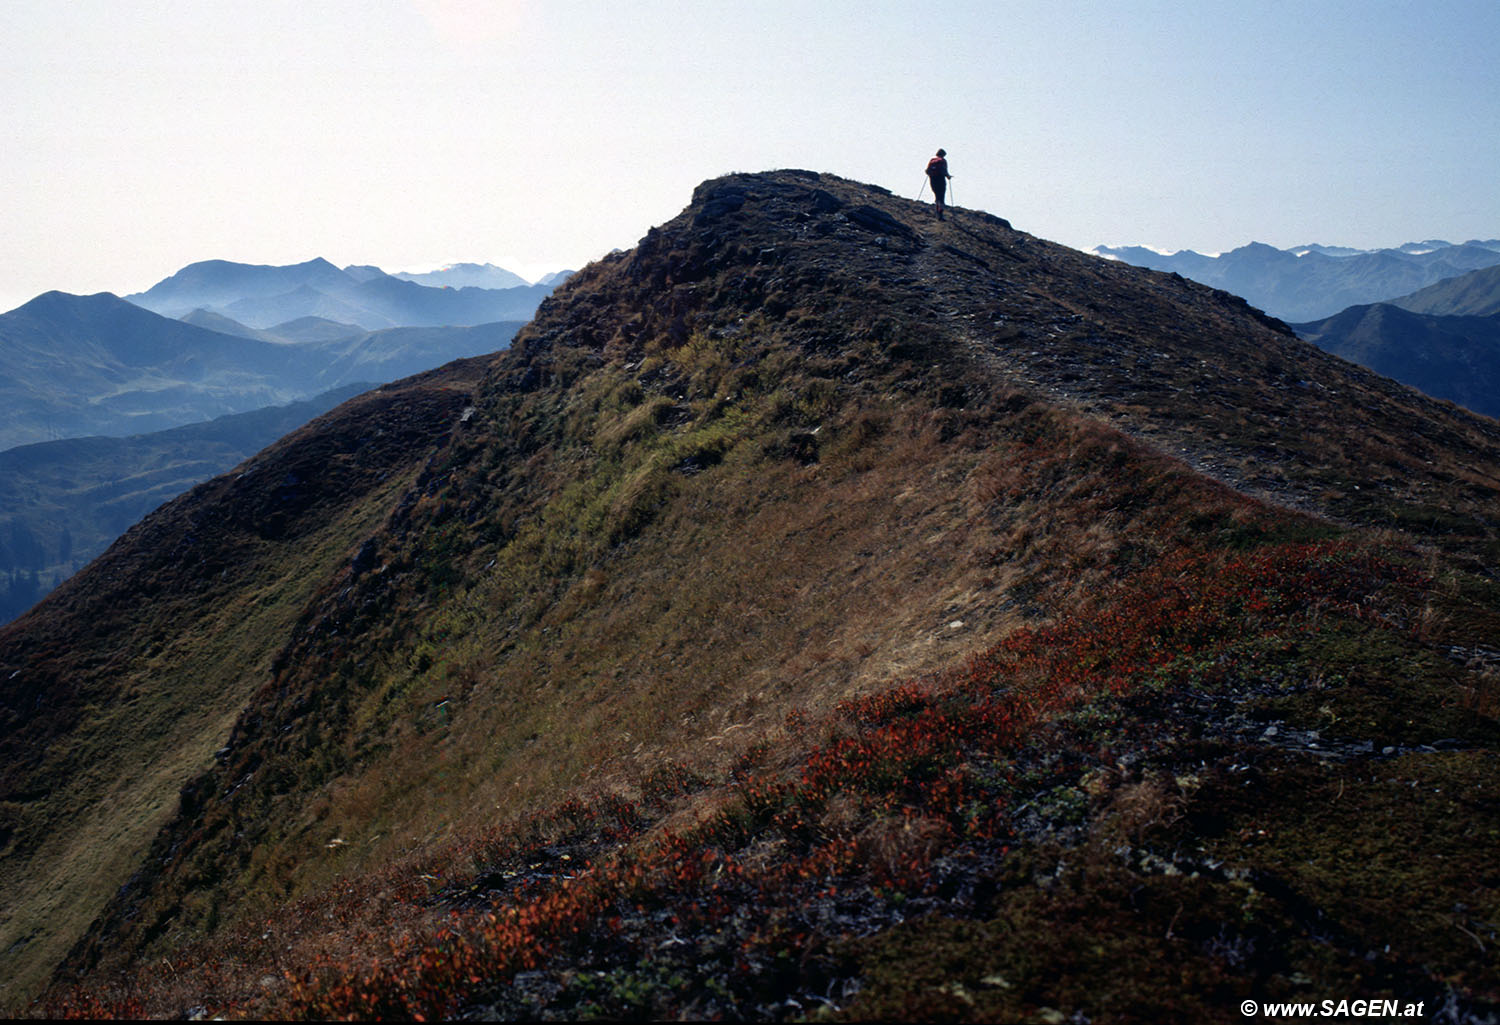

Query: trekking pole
[917,179,928,200]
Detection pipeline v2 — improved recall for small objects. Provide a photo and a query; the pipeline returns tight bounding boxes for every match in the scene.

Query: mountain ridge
[7,170,1500,1019]
[0,291,527,623]
[391,262,530,290]
[1,358,492,1006]
[0,291,329,449]
[1094,238,1500,321]
[0,290,526,450]
[127,257,554,330]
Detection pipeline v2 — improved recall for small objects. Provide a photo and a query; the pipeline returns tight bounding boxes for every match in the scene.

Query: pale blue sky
[3,0,1498,313]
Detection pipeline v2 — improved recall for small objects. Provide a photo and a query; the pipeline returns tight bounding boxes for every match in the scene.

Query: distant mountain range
[0,256,552,623]
[1093,239,1500,322]
[126,257,555,330]
[0,290,525,450]
[388,262,576,290]
[1091,238,1500,419]
[0,291,330,449]
[390,262,530,290]
[1282,253,1500,422]
[0,255,549,622]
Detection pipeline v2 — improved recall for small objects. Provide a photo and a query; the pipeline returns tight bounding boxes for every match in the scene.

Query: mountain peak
[7,289,171,330]
[125,257,550,330]
[15,288,125,310]
[391,262,530,290]
[127,257,359,316]
[1096,237,1500,321]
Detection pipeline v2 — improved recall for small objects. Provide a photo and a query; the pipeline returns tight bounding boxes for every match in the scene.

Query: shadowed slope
[1394,262,1500,317]
[0,358,489,1004]
[1292,303,1500,420]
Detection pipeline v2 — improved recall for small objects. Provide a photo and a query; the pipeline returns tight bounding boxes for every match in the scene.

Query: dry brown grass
[1097,773,1188,845]
[854,814,952,883]
[1461,667,1500,722]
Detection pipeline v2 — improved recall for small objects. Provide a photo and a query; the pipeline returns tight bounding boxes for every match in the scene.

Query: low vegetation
[44,534,1500,1020]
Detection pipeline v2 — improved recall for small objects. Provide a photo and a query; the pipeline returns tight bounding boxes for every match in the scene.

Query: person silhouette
[925,148,951,220]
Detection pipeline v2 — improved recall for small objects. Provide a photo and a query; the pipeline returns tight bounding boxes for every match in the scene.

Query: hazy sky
[3,0,1498,313]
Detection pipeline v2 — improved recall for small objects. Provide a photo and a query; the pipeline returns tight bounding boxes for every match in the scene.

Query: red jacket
[926,156,949,181]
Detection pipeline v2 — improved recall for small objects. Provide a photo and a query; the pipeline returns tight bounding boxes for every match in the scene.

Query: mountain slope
[0,359,489,1004]
[1293,303,1500,420]
[175,308,288,342]
[0,385,370,625]
[8,171,1500,1019]
[312,320,526,386]
[1393,262,1500,317]
[1095,239,1500,321]
[0,291,332,448]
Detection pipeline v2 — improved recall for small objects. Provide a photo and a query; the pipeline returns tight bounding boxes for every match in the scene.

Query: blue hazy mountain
[127,257,355,315]
[0,290,524,450]
[1293,303,1500,420]
[391,262,531,290]
[0,291,332,449]
[1390,263,1500,318]
[0,286,529,621]
[1093,239,1500,322]
[127,257,553,330]
[180,311,369,345]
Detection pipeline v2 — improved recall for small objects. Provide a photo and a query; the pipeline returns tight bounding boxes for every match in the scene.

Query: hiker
[925,148,951,220]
